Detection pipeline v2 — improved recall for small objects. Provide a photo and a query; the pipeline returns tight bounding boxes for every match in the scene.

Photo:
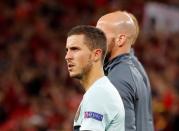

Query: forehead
[66,34,86,48]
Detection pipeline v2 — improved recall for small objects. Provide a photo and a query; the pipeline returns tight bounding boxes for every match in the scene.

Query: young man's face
[65,34,93,79]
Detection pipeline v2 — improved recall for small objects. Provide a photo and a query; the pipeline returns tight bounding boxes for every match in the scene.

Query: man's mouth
[68,64,75,71]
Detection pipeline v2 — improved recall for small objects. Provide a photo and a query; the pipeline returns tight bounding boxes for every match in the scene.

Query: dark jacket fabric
[104,52,154,131]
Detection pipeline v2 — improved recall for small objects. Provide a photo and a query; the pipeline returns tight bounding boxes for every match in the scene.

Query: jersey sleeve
[79,94,106,131]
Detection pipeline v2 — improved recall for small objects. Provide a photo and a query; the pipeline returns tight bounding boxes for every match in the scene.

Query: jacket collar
[104,53,131,74]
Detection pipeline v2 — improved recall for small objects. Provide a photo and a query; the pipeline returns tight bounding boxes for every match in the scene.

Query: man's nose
[65,50,72,61]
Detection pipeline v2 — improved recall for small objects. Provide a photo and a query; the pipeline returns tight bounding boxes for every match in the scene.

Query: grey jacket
[104,52,154,131]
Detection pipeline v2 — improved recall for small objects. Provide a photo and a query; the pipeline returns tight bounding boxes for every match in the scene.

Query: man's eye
[71,47,80,51]
[66,48,68,52]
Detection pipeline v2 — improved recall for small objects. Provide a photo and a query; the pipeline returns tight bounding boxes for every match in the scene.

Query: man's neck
[80,65,104,91]
[109,47,130,61]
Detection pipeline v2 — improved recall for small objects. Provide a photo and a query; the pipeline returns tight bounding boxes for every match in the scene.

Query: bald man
[96,11,154,131]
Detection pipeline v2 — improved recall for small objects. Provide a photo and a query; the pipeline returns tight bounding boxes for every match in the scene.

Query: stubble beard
[104,38,115,63]
[72,56,93,80]
[104,52,111,63]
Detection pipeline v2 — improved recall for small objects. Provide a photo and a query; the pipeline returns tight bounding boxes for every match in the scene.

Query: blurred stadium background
[0,0,178,130]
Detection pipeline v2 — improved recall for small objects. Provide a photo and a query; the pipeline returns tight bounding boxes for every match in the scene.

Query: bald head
[96,11,139,45]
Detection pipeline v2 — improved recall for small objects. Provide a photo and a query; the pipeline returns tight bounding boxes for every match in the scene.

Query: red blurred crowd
[0,0,178,130]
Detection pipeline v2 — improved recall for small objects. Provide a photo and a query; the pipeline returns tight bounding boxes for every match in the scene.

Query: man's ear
[116,34,127,47]
[93,49,102,62]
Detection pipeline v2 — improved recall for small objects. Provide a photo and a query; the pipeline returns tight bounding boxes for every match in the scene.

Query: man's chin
[69,73,82,79]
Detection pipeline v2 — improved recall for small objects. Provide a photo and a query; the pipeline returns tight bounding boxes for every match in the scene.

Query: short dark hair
[67,25,107,62]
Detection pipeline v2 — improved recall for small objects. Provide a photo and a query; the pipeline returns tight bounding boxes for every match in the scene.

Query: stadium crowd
[0,0,178,130]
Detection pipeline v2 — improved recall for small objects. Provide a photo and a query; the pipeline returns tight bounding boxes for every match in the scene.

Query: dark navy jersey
[104,51,154,131]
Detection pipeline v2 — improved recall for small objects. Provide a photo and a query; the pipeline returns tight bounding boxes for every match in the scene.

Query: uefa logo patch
[84,111,103,121]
